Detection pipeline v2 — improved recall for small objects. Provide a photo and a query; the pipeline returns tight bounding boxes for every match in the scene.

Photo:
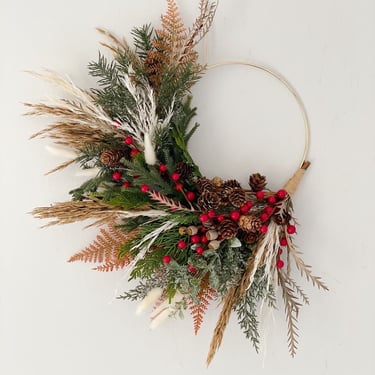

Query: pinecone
[100,149,125,167]
[238,215,262,232]
[197,191,221,210]
[273,212,291,225]
[218,219,238,239]
[175,162,193,180]
[228,188,246,208]
[196,177,213,193]
[223,179,241,189]
[249,173,267,191]
[243,231,260,244]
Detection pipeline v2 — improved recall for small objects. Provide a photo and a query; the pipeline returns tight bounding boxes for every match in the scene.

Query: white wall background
[1,1,374,374]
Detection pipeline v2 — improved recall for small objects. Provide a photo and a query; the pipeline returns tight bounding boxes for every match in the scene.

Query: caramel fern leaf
[189,275,217,334]
[68,224,133,272]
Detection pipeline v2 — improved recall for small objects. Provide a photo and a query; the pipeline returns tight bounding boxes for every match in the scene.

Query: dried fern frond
[68,223,133,272]
[189,275,217,334]
[96,27,129,54]
[287,242,329,291]
[187,0,217,48]
[149,191,193,212]
[32,201,122,227]
[278,269,302,357]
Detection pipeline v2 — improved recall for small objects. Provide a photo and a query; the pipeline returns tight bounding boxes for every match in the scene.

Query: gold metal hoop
[206,61,310,170]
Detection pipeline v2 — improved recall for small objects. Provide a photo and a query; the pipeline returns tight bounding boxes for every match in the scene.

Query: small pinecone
[100,149,125,167]
[218,219,238,239]
[223,179,241,189]
[175,161,193,180]
[228,188,246,208]
[243,231,260,244]
[196,177,214,193]
[273,212,291,225]
[238,215,262,232]
[249,173,267,191]
[197,191,221,210]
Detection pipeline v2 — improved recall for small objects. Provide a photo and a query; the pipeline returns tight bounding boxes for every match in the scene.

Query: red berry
[217,215,225,222]
[201,236,209,244]
[188,265,197,273]
[199,213,209,223]
[186,192,196,201]
[246,201,253,209]
[140,184,150,193]
[276,260,284,268]
[256,191,265,200]
[191,235,201,244]
[122,181,131,188]
[277,189,287,200]
[265,206,274,215]
[287,225,296,234]
[159,164,167,173]
[240,204,250,214]
[207,210,216,219]
[260,225,268,234]
[278,248,283,255]
[267,196,277,205]
[112,171,121,181]
[260,213,269,222]
[175,183,184,191]
[124,136,133,145]
[130,149,140,157]
[171,172,180,181]
[162,255,171,264]
[196,246,205,255]
[280,237,288,246]
[230,211,241,221]
[177,240,187,249]
[199,226,207,233]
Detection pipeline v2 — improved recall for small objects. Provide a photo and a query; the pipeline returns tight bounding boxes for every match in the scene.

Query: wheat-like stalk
[149,190,193,212]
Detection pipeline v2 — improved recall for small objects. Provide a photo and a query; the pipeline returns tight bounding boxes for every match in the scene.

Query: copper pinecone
[249,173,267,191]
[197,191,221,211]
[243,231,260,243]
[273,212,291,225]
[100,149,125,167]
[196,177,213,193]
[228,188,246,208]
[175,162,193,180]
[218,219,238,239]
[238,215,262,232]
[223,179,241,189]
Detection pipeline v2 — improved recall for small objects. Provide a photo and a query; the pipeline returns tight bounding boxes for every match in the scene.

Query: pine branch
[278,269,301,357]
[188,274,217,334]
[148,191,193,212]
[131,24,154,59]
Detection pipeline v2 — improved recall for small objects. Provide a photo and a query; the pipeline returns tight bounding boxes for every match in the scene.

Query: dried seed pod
[178,227,187,235]
[186,226,198,235]
[249,173,267,191]
[100,149,125,167]
[206,230,218,241]
[197,191,221,211]
[218,219,238,239]
[228,188,246,208]
[211,176,224,187]
[238,215,262,232]
[208,240,221,250]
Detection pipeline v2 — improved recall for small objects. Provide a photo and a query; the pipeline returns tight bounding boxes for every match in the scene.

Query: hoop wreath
[27,0,327,365]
